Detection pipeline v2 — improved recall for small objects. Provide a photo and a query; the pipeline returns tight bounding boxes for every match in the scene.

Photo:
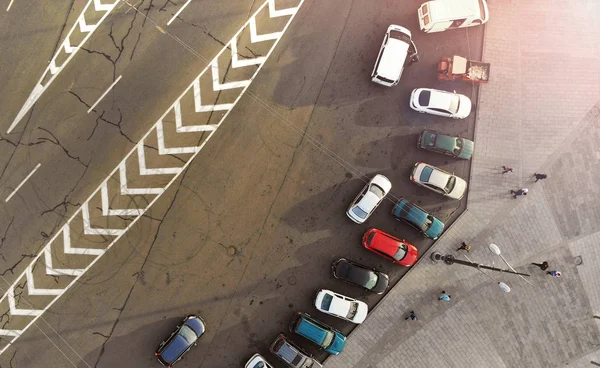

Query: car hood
[327,332,346,355]
[372,272,389,294]
[425,217,445,240]
[457,139,474,159]
[456,95,472,118]
[353,302,369,324]
[447,176,467,199]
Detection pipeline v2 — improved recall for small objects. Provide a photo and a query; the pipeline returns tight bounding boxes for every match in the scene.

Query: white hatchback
[314,289,368,324]
[410,162,467,200]
[410,88,472,119]
[346,174,392,224]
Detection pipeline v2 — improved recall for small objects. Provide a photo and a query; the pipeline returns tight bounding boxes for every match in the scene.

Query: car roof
[429,0,482,19]
[424,165,451,188]
[295,316,329,345]
[378,36,409,81]
[161,335,190,363]
[326,293,352,316]
[427,90,453,110]
[357,191,380,212]
[370,231,400,258]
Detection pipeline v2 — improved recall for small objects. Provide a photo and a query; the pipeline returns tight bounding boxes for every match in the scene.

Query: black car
[155,315,206,367]
[331,258,389,294]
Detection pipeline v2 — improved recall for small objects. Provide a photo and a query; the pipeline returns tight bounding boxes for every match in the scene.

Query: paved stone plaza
[325,1,600,367]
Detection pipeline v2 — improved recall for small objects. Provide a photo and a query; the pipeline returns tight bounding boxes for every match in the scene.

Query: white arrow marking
[156,121,200,155]
[63,38,78,54]
[137,143,182,176]
[192,78,234,112]
[82,202,125,236]
[78,17,97,33]
[231,40,266,68]
[7,288,42,316]
[62,223,106,256]
[44,247,85,276]
[211,61,250,91]
[93,0,114,11]
[119,162,165,195]
[0,329,21,338]
[249,17,282,43]
[26,266,64,296]
[268,0,298,17]
[172,101,218,133]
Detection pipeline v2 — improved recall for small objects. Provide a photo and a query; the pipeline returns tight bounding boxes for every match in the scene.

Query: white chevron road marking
[6,0,119,134]
[0,0,304,354]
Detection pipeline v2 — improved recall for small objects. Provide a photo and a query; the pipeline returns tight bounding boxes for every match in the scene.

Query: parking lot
[0,0,482,367]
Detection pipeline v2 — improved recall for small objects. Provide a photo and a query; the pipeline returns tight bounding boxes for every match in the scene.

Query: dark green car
[418,130,474,160]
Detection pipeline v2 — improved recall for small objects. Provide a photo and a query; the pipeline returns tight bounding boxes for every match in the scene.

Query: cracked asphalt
[0,0,481,367]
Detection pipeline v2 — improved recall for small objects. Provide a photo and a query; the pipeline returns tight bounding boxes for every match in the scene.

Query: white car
[410,162,467,200]
[410,88,472,119]
[245,353,273,368]
[314,289,368,324]
[346,174,392,223]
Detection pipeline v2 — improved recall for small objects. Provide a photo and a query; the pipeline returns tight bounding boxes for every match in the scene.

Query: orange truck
[437,55,490,84]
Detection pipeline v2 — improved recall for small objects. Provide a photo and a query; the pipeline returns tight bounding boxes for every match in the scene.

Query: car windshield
[454,138,463,154]
[364,272,378,289]
[346,302,359,319]
[448,94,460,113]
[420,166,433,182]
[418,90,431,106]
[352,206,368,219]
[445,176,456,193]
[322,331,335,349]
[179,325,198,344]
[423,215,434,231]
[321,293,333,311]
[393,243,408,261]
[389,30,410,43]
[369,184,385,198]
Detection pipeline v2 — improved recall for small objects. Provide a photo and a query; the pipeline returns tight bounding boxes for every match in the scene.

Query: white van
[418,0,489,33]
[371,25,419,87]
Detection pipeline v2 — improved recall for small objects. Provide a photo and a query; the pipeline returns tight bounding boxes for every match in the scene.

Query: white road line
[87,75,122,113]
[0,0,303,355]
[4,163,41,202]
[6,0,119,134]
[6,0,15,11]
[166,0,191,26]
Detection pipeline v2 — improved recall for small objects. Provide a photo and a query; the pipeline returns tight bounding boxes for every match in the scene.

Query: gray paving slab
[325,0,600,367]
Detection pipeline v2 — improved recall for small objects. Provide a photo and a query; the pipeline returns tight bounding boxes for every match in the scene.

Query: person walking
[547,270,561,278]
[534,173,548,182]
[510,188,528,198]
[531,261,549,271]
[405,311,418,321]
[439,291,451,301]
[457,242,472,252]
[502,166,514,174]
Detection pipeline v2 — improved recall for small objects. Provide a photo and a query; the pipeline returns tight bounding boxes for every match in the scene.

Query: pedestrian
[502,166,513,174]
[405,311,418,321]
[534,173,547,182]
[510,188,528,198]
[531,261,549,271]
[457,242,472,252]
[547,270,561,278]
[439,291,451,301]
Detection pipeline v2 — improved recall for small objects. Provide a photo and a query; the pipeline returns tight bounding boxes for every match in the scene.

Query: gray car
[270,334,323,368]
[418,129,474,159]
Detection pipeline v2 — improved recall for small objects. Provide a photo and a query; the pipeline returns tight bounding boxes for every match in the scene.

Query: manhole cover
[227,246,237,256]
[574,255,583,265]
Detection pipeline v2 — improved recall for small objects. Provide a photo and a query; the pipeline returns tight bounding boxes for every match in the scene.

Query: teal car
[392,199,444,240]
[289,312,346,355]
[418,129,474,159]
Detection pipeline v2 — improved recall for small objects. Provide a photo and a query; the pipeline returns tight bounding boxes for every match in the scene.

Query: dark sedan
[418,129,474,159]
[155,315,206,367]
[331,258,389,294]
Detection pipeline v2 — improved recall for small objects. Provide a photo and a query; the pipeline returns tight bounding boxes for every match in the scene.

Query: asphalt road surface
[0,0,482,367]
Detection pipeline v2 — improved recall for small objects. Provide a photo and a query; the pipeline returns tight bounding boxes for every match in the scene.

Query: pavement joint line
[86,75,122,113]
[0,0,305,356]
[166,0,192,26]
[4,163,41,203]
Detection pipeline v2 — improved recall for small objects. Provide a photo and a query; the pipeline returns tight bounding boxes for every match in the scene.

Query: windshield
[320,293,333,311]
[369,184,385,198]
[454,138,463,154]
[445,176,456,193]
[448,95,460,113]
[423,215,434,231]
[364,272,378,289]
[393,243,408,261]
[420,166,433,182]
[179,325,198,343]
[389,30,410,43]
[322,331,335,349]
[352,206,368,219]
[346,302,359,319]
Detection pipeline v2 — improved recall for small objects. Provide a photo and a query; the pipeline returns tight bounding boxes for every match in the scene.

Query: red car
[362,228,418,267]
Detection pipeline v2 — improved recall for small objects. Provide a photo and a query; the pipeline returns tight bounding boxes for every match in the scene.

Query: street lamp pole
[431,252,530,277]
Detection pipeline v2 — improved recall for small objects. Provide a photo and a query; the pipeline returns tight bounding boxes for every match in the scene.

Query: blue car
[155,315,206,367]
[392,199,444,240]
[289,312,346,355]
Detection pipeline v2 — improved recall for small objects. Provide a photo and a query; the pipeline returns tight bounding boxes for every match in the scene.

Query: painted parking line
[166,0,192,26]
[6,0,15,11]
[0,0,304,355]
[4,163,41,202]
[87,75,122,113]
[6,0,120,134]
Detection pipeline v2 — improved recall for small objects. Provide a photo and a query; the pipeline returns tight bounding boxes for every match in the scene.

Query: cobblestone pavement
[325,1,600,367]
